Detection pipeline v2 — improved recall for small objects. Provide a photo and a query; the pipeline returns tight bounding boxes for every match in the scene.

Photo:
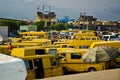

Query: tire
[62,67,68,75]
[88,67,96,72]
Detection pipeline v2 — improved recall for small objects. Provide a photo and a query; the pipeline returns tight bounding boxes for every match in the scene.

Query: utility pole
[87,17,89,31]
[83,12,86,30]
[80,12,86,30]
[48,5,51,39]
[43,4,51,38]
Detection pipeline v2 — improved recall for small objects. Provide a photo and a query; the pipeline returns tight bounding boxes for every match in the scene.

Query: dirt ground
[39,68,120,80]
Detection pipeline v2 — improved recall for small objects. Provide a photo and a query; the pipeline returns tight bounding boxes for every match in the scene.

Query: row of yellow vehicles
[0,30,120,79]
[9,46,119,79]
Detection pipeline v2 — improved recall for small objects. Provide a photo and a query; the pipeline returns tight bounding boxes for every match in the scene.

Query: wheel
[62,67,68,75]
[88,67,96,72]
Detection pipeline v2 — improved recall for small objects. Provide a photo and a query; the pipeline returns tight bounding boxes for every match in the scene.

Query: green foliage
[66,23,74,29]
[88,26,94,30]
[34,21,45,31]
[50,24,56,30]
[50,23,68,31]
[0,20,27,31]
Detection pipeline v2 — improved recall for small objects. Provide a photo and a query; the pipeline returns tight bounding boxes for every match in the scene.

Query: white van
[100,35,116,41]
[0,35,10,44]
[0,54,27,80]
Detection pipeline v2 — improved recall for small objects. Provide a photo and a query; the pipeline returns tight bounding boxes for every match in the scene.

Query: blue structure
[58,18,76,23]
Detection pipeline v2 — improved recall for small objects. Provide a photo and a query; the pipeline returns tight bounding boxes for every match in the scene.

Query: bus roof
[58,48,88,53]
[17,54,55,60]
[90,41,120,49]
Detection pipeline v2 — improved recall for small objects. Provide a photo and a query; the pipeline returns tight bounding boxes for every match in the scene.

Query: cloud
[24,0,35,2]
[0,0,120,21]
[45,0,120,21]
[46,0,120,11]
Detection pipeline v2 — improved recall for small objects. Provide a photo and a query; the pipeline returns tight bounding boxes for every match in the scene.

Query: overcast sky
[0,0,120,21]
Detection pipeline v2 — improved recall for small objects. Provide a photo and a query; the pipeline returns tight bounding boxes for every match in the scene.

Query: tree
[0,20,27,31]
[34,21,45,31]
[66,23,74,29]
[51,23,68,31]
[50,24,56,30]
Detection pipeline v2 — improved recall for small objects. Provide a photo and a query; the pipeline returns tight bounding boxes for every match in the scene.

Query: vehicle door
[33,58,44,79]
[42,58,52,78]
[67,53,84,72]
[50,58,63,76]
[24,60,35,80]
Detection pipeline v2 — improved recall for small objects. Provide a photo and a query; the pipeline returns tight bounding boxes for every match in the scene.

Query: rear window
[24,60,33,70]
[110,36,116,38]
[48,49,57,55]
[71,53,82,59]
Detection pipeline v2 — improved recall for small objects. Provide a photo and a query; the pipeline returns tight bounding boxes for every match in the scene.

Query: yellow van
[53,42,69,48]
[68,36,103,49]
[10,37,22,43]
[90,41,120,50]
[10,47,53,56]
[0,45,10,55]
[11,47,63,80]
[53,39,72,48]
[74,30,96,39]
[20,31,49,39]
[0,42,44,55]
[58,49,115,74]
[22,39,52,46]
[89,41,120,67]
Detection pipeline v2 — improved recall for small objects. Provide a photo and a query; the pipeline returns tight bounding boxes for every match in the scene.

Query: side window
[48,49,57,55]
[97,38,100,40]
[50,58,59,66]
[24,60,33,70]
[62,45,67,48]
[71,53,82,59]
[24,34,27,36]
[79,46,89,49]
[86,38,91,40]
[59,53,66,58]
[92,38,96,40]
[36,49,45,55]
[80,38,85,40]
[68,46,76,48]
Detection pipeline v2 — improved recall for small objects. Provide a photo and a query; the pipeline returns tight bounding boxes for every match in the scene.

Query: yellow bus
[0,42,43,55]
[57,49,115,74]
[90,41,120,50]
[11,47,63,80]
[22,39,52,46]
[68,36,103,49]
[74,30,96,39]
[89,41,120,67]
[20,31,49,39]
[10,46,58,56]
